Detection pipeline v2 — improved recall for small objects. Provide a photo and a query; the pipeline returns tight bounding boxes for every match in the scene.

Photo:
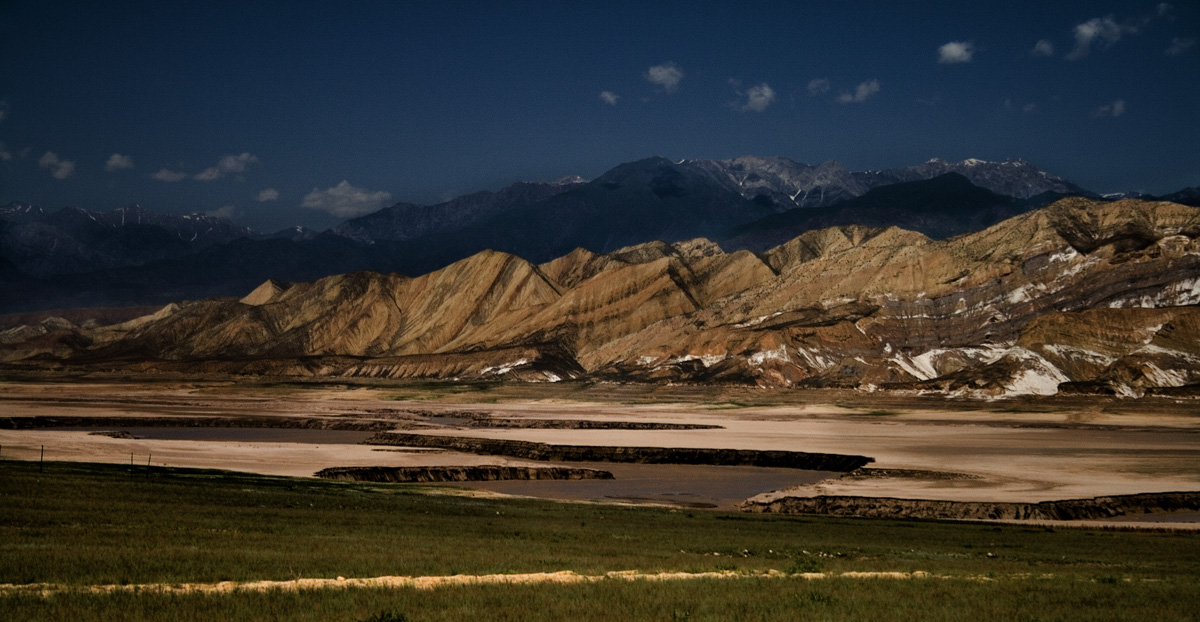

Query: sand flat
[3,380,1199,511]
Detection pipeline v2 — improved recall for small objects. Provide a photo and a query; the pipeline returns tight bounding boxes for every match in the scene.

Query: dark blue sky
[2,1,1197,231]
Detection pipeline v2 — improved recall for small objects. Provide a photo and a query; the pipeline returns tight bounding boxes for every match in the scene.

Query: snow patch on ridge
[1042,344,1116,367]
[1140,363,1189,388]
[1108,277,1200,308]
[479,358,530,376]
[998,348,1069,396]
[748,346,790,367]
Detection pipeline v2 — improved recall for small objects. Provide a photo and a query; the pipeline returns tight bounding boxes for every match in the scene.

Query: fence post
[40,445,44,471]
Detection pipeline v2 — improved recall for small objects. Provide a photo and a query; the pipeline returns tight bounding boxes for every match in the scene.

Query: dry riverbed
[2,378,1199,524]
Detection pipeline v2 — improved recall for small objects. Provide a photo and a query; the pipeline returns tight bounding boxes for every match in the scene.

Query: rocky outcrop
[740,491,1200,521]
[314,465,613,482]
[364,433,874,471]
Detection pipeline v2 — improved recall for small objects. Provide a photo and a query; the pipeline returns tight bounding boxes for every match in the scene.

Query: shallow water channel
[58,425,836,510]
[439,463,837,510]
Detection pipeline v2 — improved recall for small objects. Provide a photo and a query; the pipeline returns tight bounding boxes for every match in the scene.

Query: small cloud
[644,62,683,93]
[1067,16,1136,60]
[599,90,620,105]
[1023,102,1037,113]
[195,152,259,181]
[152,168,189,182]
[301,181,392,218]
[38,151,75,179]
[1158,3,1174,17]
[256,188,280,202]
[0,141,12,161]
[105,153,134,172]
[806,78,830,96]
[938,41,976,64]
[737,83,776,112]
[0,100,8,122]
[836,79,881,104]
[1031,39,1055,57]
[1166,37,1195,56]
[1092,98,1126,117]
[205,205,237,221]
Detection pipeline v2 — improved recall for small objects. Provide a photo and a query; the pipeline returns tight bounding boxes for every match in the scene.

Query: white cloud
[806,78,830,96]
[938,41,976,64]
[739,83,776,112]
[1031,39,1055,57]
[105,153,134,172]
[38,151,75,179]
[644,62,683,92]
[1166,37,1195,56]
[195,152,259,181]
[0,100,8,122]
[152,168,189,182]
[205,205,237,221]
[256,188,280,202]
[1092,98,1126,117]
[1023,102,1037,113]
[836,79,881,104]
[0,141,11,162]
[599,90,620,105]
[301,181,392,218]
[1158,3,1174,17]
[1067,16,1135,60]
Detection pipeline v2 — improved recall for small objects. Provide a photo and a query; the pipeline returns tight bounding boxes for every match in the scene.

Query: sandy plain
[2,378,1199,522]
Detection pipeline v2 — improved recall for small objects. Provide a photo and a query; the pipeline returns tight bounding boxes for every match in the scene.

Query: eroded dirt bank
[366,432,873,471]
[742,491,1200,521]
[315,465,614,482]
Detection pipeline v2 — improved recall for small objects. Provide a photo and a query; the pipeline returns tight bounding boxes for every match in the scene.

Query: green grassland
[2,461,1198,621]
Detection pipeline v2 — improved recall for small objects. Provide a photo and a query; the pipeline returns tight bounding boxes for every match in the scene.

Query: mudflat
[2,378,1199,522]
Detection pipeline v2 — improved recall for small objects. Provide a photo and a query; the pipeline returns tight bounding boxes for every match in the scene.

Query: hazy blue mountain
[721,173,1033,251]
[0,203,257,277]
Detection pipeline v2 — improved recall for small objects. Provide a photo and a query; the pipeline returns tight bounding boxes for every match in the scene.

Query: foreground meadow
[2,461,1198,621]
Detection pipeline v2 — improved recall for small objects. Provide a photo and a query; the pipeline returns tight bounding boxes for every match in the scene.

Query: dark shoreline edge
[741,492,1200,521]
[365,432,873,471]
[315,465,615,483]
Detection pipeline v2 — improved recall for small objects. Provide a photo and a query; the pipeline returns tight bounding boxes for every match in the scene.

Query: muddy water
[442,462,839,510]
[49,426,836,508]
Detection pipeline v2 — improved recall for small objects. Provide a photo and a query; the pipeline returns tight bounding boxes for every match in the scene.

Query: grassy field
[2,460,1199,621]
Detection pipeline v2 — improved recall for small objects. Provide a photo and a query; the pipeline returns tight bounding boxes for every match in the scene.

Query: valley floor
[2,376,1199,526]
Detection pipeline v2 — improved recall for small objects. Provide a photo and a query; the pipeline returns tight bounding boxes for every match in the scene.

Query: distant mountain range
[4,197,1198,399]
[688,156,1090,207]
[0,203,310,279]
[3,156,1197,313]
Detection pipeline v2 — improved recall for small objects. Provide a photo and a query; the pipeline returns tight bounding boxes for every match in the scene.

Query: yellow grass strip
[0,569,987,597]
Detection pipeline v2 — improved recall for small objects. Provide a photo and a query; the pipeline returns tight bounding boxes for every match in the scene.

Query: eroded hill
[3,197,1198,398]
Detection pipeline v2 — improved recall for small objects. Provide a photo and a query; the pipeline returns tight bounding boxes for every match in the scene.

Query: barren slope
[5,198,1199,397]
